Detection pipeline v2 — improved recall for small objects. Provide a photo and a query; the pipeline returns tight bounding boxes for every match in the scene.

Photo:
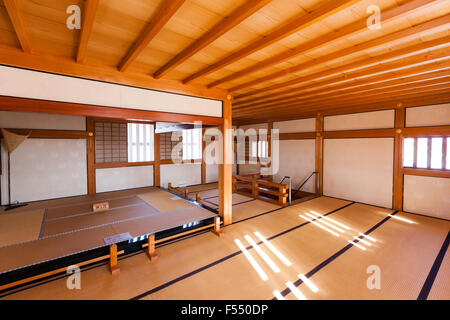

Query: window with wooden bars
[160,132,182,161]
[402,136,449,170]
[95,121,154,164]
[159,129,202,161]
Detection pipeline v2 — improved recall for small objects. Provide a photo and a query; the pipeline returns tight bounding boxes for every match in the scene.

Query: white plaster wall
[96,165,154,193]
[160,163,201,188]
[324,110,395,131]
[273,139,316,193]
[406,103,450,127]
[206,164,218,183]
[323,138,394,208]
[273,118,316,133]
[1,139,87,204]
[403,175,450,220]
[0,65,222,117]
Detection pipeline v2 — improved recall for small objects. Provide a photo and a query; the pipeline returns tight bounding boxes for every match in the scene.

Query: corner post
[219,94,233,226]
[393,104,405,211]
[315,113,324,195]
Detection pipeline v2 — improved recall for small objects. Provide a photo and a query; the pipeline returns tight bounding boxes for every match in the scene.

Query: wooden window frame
[402,135,449,172]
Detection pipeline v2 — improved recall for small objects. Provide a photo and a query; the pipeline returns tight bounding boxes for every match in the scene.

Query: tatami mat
[138,189,194,212]
[0,209,45,247]
[424,232,450,300]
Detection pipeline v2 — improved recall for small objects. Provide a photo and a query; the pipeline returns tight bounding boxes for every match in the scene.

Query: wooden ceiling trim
[235,86,450,120]
[118,0,186,72]
[181,0,359,84]
[152,0,272,79]
[0,45,227,101]
[0,96,225,125]
[3,0,32,53]
[235,74,450,115]
[230,5,447,93]
[234,14,450,100]
[234,43,450,107]
[77,0,100,63]
[207,0,437,89]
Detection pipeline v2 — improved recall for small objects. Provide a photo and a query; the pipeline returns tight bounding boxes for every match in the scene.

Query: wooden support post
[87,118,96,195]
[154,133,161,187]
[278,185,287,206]
[184,187,189,198]
[196,192,201,202]
[232,176,237,193]
[252,180,258,198]
[315,113,324,195]
[393,105,405,211]
[146,234,158,261]
[219,95,233,225]
[168,182,172,190]
[211,216,223,237]
[109,244,120,275]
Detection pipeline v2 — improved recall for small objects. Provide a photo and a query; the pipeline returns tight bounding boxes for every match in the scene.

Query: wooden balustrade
[233,174,289,206]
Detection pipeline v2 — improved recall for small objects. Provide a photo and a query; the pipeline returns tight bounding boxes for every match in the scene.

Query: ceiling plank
[3,0,32,53]
[234,36,450,107]
[118,0,186,72]
[77,0,100,63]
[153,0,272,79]
[221,0,441,90]
[182,0,359,84]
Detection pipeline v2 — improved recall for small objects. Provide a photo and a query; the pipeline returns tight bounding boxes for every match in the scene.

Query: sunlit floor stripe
[353,236,372,246]
[234,239,268,281]
[298,274,319,293]
[254,232,292,266]
[359,232,377,242]
[244,235,280,273]
[299,214,340,237]
[309,211,351,230]
[389,214,414,224]
[305,212,345,233]
[273,290,285,300]
[286,281,307,300]
[347,240,367,250]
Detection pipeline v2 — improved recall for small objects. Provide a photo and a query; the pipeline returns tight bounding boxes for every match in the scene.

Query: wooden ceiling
[0,0,449,124]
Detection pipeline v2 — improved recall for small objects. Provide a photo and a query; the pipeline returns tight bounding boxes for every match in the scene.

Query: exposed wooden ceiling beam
[152,0,272,79]
[234,92,450,124]
[234,89,450,123]
[235,30,450,105]
[223,0,442,91]
[77,0,99,63]
[182,0,359,84]
[235,71,450,115]
[3,0,32,53]
[118,0,186,72]
[234,36,450,107]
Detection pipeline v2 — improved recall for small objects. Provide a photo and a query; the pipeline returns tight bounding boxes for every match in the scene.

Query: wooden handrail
[233,174,289,206]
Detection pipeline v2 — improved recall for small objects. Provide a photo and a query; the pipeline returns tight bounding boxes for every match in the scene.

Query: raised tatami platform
[0,187,217,278]
[1,194,448,300]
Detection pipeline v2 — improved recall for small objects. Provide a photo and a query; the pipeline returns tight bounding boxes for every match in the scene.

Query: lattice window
[95,122,128,163]
[403,136,449,170]
[160,132,182,161]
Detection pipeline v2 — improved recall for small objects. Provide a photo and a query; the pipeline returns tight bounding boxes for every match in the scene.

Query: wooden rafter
[77,0,99,63]
[118,0,186,72]
[235,40,450,107]
[3,0,32,53]
[226,1,444,92]
[182,0,359,84]
[153,0,272,79]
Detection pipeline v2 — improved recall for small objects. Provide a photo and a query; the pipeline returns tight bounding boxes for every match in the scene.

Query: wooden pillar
[201,128,206,184]
[154,133,160,187]
[315,113,324,195]
[219,95,232,226]
[109,244,120,275]
[146,234,158,261]
[87,117,96,195]
[393,104,405,211]
[211,216,223,237]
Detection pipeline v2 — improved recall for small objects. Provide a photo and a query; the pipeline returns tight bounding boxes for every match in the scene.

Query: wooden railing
[233,174,289,206]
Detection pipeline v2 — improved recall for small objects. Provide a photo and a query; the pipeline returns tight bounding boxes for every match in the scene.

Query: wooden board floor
[1,195,447,300]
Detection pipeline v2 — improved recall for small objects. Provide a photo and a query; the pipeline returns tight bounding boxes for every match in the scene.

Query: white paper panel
[274,140,316,193]
[96,165,154,193]
[323,138,394,208]
[273,118,316,133]
[160,163,201,188]
[404,175,450,220]
[0,66,222,117]
[324,110,395,131]
[0,111,86,130]
[406,104,450,127]
[5,139,87,203]
[206,164,218,183]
